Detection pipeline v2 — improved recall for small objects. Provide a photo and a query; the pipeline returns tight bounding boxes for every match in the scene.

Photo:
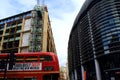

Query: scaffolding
[29,5,43,52]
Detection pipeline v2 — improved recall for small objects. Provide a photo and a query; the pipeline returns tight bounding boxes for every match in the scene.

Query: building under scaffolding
[0,5,56,54]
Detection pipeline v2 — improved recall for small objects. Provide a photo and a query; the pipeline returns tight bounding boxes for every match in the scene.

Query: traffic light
[9,52,16,70]
[0,60,6,69]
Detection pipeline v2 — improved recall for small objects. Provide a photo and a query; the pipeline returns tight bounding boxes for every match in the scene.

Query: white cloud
[0,0,17,18]
[14,0,36,11]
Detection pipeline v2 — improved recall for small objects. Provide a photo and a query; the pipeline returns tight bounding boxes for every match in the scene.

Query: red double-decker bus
[0,52,60,80]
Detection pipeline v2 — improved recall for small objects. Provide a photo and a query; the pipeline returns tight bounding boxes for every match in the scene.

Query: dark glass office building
[68,0,120,80]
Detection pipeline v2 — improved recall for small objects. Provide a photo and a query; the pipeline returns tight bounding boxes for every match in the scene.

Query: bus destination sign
[9,62,42,71]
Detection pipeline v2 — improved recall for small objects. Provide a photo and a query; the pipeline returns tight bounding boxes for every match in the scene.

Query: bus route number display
[10,63,42,70]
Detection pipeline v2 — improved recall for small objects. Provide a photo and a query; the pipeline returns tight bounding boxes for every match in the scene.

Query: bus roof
[0,52,57,57]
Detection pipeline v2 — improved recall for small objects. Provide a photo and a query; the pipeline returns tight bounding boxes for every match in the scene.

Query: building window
[104,50,110,54]
[109,19,115,26]
[104,46,109,50]
[103,40,111,45]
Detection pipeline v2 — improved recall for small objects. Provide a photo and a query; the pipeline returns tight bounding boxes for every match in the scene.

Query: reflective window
[118,34,120,41]
[104,50,110,54]
[109,19,115,26]
[25,56,38,62]
[116,27,120,30]
[104,46,109,50]
[102,31,119,38]
[40,55,53,61]
[103,40,111,45]
[119,38,120,41]
[16,56,24,62]
[118,33,120,37]
[102,36,112,42]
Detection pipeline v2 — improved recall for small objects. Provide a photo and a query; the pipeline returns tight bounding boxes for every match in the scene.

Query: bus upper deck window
[8,78,21,80]
[40,55,53,61]
[16,56,24,62]
[25,56,38,62]
[24,78,37,80]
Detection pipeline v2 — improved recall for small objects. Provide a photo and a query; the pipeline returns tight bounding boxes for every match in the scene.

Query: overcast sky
[0,0,85,66]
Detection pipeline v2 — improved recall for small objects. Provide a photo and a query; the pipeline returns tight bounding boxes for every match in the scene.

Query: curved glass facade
[68,0,120,80]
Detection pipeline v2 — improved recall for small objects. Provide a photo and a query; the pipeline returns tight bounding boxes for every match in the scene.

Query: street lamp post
[3,58,8,80]
[0,52,16,80]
